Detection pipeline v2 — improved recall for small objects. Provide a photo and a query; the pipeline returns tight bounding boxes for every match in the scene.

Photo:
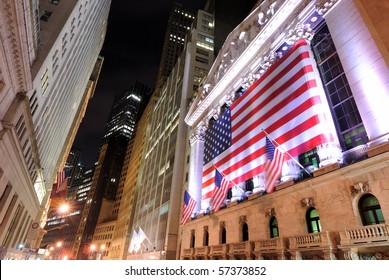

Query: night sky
[74,0,206,168]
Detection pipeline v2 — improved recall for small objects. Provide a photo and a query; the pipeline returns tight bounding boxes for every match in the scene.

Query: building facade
[155,2,196,89]
[0,0,110,259]
[72,81,151,259]
[182,0,389,260]
[124,7,215,260]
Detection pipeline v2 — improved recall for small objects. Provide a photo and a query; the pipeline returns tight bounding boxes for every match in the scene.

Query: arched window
[306,207,321,233]
[190,230,195,248]
[269,216,279,238]
[203,229,209,246]
[359,194,385,225]
[220,226,226,244]
[242,222,249,242]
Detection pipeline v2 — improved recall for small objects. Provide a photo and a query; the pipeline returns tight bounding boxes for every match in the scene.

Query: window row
[189,194,385,247]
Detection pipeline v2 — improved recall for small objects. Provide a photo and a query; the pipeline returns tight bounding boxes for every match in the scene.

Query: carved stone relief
[300,197,315,208]
[350,182,371,197]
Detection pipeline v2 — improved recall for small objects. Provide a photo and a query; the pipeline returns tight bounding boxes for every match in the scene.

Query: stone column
[316,142,343,167]
[281,158,301,182]
[230,183,246,202]
[188,122,207,213]
[325,0,389,145]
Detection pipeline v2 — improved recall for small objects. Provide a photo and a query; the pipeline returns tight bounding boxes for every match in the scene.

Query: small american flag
[212,169,232,212]
[180,191,196,225]
[265,136,285,193]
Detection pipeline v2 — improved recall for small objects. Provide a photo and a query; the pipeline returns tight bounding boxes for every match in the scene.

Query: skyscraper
[72,81,151,259]
[155,2,196,89]
[0,0,111,259]
[102,80,151,144]
[123,6,215,260]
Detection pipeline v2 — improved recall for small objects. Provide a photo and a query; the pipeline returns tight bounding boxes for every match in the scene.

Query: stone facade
[181,147,389,260]
[182,0,389,261]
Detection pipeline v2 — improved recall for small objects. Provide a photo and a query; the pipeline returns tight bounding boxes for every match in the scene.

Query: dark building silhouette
[72,81,151,259]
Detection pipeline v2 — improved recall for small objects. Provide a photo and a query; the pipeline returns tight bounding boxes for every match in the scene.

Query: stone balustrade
[182,248,194,259]
[254,237,287,253]
[340,224,389,245]
[289,231,336,250]
[195,246,210,258]
[182,227,389,259]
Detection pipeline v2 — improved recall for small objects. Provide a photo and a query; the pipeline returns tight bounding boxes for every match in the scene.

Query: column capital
[285,22,314,46]
[190,122,208,145]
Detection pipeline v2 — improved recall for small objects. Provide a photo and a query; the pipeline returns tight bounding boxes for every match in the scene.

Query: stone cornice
[185,0,317,128]
[0,0,32,93]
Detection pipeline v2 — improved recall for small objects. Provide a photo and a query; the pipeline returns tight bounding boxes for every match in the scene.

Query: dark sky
[74,0,206,168]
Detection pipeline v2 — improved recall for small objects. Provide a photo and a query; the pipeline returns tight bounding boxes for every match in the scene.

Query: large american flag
[265,136,285,193]
[212,169,232,212]
[202,40,335,201]
[180,191,197,225]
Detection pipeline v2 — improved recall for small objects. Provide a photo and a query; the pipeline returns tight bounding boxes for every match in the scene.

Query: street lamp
[89,244,106,260]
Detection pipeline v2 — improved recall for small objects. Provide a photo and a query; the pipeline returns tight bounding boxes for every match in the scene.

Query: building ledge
[367,141,389,158]
[276,179,295,191]
[313,162,340,177]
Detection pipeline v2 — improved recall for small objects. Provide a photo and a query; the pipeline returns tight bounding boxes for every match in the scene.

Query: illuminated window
[269,216,279,238]
[306,208,321,233]
[311,24,368,150]
[359,194,385,226]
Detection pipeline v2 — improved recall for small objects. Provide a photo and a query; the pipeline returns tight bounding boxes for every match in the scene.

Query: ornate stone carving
[239,215,247,224]
[285,22,314,45]
[211,0,279,88]
[316,0,339,16]
[225,91,237,107]
[316,142,343,167]
[241,72,261,90]
[211,107,221,120]
[257,1,277,26]
[300,197,315,208]
[344,250,359,260]
[189,121,208,145]
[2,0,31,92]
[265,208,275,217]
[259,51,283,72]
[350,182,371,197]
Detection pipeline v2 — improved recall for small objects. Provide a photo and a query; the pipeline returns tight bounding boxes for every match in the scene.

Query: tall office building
[122,6,215,260]
[72,81,151,259]
[0,0,111,259]
[155,2,196,89]
[102,80,151,144]
[108,108,152,260]
[182,0,389,260]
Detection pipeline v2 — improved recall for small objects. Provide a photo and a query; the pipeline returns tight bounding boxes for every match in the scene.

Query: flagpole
[213,164,246,194]
[262,129,312,177]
